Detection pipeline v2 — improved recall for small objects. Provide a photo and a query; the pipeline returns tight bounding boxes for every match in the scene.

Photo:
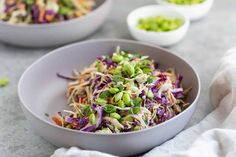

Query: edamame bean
[147,90,154,98]
[95,98,107,106]
[89,113,96,125]
[122,93,131,105]
[137,16,183,32]
[118,100,125,108]
[110,113,121,120]
[123,63,135,76]
[109,88,120,94]
[112,54,124,63]
[114,92,123,102]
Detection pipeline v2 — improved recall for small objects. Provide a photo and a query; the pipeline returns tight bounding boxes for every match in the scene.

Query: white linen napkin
[51,47,236,157]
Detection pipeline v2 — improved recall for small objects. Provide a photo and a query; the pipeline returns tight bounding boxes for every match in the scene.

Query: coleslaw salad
[53,46,191,133]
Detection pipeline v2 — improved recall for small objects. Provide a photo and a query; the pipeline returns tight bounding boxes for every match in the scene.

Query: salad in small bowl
[156,0,214,21]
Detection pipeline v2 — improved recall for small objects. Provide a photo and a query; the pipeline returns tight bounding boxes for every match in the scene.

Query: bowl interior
[128,6,186,30]
[19,40,200,127]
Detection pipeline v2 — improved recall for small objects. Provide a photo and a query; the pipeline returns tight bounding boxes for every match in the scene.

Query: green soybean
[110,113,121,120]
[147,90,154,99]
[117,100,125,108]
[89,113,96,125]
[95,98,107,106]
[123,63,135,76]
[112,54,124,63]
[137,16,183,32]
[114,92,123,102]
[97,61,103,72]
[109,88,120,94]
[122,93,131,105]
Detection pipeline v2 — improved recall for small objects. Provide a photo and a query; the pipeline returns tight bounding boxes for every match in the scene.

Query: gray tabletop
[0,0,235,156]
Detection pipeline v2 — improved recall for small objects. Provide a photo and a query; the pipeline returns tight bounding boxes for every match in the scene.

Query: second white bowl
[127,5,189,47]
[156,0,214,21]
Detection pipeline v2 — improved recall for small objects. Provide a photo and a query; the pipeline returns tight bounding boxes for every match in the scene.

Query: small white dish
[127,5,189,47]
[156,0,214,21]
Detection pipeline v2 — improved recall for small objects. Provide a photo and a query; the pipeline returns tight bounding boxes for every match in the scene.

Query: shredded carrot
[45,14,54,22]
[38,7,45,23]
[52,116,62,126]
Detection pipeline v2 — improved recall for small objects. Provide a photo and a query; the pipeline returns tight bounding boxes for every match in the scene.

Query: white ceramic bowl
[127,5,189,47]
[0,0,112,47]
[156,0,214,21]
[18,39,200,156]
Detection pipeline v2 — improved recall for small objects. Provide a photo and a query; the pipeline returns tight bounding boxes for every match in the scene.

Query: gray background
[0,0,235,156]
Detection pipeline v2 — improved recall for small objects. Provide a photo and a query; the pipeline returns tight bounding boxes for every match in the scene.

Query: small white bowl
[127,5,189,47]
[0,0,112,47]
[156,0,214,21]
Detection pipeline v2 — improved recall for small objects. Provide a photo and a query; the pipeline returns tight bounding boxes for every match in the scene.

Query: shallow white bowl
[127,5,189,47]
[0,0,112,47]
[156,0,214,21]
[18,39,200,156]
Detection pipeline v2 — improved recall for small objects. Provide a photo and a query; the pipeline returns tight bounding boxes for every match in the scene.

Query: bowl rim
[156,0,212,7]
[18,39,201,136]
[127,5,190,36]
[0,0,112,28]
